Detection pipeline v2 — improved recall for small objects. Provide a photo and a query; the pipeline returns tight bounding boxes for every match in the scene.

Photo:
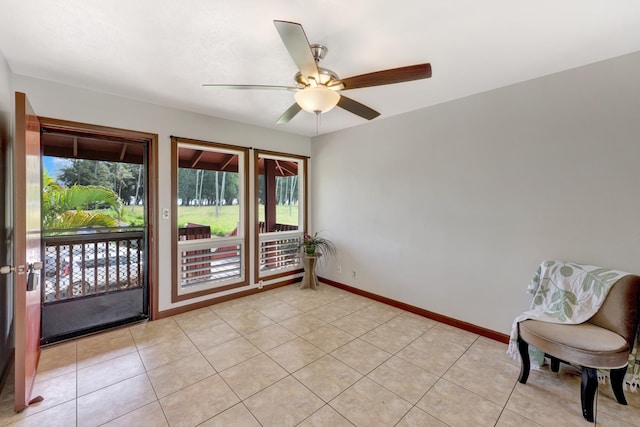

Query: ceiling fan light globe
[294,87,340,114]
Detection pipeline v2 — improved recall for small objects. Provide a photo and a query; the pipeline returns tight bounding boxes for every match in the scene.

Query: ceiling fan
[203,20,432,124]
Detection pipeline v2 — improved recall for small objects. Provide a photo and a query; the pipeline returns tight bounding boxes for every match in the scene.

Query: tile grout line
[11,284,544,426]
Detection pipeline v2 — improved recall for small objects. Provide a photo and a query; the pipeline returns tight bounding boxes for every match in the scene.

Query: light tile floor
[2,283,640,426]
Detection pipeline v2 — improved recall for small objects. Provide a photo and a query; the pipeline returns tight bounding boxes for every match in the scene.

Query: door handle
[26,262,41,291]
[1,262,42,275]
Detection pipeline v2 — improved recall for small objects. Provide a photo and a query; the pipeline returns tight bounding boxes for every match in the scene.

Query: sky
[42,156,69,180]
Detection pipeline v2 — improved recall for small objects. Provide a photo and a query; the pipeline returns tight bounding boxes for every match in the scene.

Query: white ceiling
[1,1,639,137]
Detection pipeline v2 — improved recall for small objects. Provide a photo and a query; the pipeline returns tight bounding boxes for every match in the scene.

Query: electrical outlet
[352,270,357,279]
[337,265,342,273]
[257,280,264,289]
[162,208,170,220]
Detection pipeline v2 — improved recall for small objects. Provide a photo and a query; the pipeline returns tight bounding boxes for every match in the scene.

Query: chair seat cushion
[519,319,629,369]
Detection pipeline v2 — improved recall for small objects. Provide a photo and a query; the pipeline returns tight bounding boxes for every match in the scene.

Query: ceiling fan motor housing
[294,67,340,88]
[293,43,341,88]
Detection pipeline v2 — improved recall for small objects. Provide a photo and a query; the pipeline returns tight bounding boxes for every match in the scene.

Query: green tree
[178,168,197,205]
[111,162,139,201]
[56,158,143,205]
[57,159,111,187]
[42,170,124,230]
[178,168,240,207]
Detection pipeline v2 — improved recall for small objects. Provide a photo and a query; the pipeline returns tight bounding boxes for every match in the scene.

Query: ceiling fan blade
[337,96,380,120]
[339,63,432,90]
[202,84,296,91]
[273,20,319,81]
[276,103,302,124]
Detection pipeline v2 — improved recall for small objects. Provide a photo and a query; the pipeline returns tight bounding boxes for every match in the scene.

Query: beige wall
[12,75,312,312]
[311,51,640,334]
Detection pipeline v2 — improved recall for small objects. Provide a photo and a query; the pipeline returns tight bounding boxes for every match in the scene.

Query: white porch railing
[178,236,244,290]
[258,230,302,278]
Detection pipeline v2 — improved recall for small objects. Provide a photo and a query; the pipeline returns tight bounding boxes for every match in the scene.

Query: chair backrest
[589,275,640,351]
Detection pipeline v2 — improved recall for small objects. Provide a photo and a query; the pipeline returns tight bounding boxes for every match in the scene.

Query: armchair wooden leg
[610,366,628,405]
[518,336,530,384]
[550,357,560,373]
[581,367,598,422]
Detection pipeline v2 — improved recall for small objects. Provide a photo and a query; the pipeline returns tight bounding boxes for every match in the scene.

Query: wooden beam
[265,159,277,233]
[277,164,295,176]
[220,154,234,171]
[274,160,286,176]
[190,150,204,168]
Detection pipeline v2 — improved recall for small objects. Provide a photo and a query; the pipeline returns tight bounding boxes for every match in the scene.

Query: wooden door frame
[38,117,159,319]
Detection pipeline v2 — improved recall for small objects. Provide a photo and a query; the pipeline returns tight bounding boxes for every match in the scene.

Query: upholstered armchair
[516,274,640,422]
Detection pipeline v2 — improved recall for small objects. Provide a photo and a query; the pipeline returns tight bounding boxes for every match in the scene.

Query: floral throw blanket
[507,260,640,390]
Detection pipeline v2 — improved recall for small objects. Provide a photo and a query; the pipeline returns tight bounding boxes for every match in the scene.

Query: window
[255,151,307,281]
[171,137,249,301]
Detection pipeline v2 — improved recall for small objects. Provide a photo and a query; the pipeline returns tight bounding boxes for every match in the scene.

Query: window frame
[171,137,250,302]
[253,149,308,283]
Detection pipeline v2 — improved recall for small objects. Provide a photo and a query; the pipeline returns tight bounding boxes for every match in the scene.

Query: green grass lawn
[117,204,299,236]
[122,205,146,226]
[257,204,299,226]
[177,205,240,236]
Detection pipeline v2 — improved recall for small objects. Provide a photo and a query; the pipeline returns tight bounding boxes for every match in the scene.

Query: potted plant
[301,232,336,257]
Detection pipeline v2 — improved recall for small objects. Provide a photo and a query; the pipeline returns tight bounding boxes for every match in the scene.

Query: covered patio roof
[42,130,298,176]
